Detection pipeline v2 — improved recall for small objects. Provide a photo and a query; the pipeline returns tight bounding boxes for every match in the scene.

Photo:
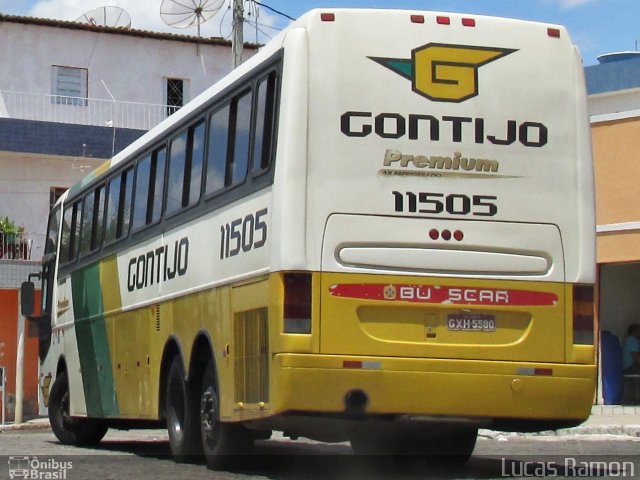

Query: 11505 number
[220,208,268,259]
[393,191,497,216]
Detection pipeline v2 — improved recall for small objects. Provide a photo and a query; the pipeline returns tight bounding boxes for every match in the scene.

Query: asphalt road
[0,429,638,480]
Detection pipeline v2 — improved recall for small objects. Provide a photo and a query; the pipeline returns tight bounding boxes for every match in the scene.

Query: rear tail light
[573,285,594,345]
[410,15,425,24]
[462,18,476,27]
[283,273,312,334]
[436,16,451,25]
[320,13,335,22]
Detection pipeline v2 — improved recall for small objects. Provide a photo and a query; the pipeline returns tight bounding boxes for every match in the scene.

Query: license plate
[447,314,496,332]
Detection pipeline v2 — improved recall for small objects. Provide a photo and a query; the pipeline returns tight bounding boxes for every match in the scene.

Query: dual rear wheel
[165,357,252,468]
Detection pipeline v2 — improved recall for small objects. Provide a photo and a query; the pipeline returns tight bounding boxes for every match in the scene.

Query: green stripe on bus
[71,264,119,417]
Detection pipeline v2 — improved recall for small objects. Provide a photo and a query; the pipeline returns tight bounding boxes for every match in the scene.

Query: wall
[0,152,103,258]
[591,115,640,263]
[0,20,237,106]
[0,289,40,421]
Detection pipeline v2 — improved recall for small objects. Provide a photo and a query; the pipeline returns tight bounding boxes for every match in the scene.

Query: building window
[166,78,185,116]
[52,66,88,106]
[50,187,67,209]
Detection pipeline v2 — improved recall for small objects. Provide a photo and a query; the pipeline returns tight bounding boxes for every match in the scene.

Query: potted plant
[0,216,26,259]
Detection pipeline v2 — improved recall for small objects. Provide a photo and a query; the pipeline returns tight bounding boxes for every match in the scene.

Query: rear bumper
[270,353,596,423]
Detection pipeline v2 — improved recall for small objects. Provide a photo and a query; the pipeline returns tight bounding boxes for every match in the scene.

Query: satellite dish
[76,6,132,28]
[160,0,225,38]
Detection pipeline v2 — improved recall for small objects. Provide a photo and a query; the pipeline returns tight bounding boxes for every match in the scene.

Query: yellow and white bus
[23,8,596,465]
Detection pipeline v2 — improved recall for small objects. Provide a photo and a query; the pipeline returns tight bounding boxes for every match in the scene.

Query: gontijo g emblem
[369,43,516,103]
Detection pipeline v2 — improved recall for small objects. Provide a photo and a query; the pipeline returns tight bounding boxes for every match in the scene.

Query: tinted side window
[93,185,106,250]
[61,200,82,263]
[231,91,252,185]
[166,131,188,215]
[105,168,134,243]
[133,147,166,230]
[167,121,206,215]
[79,193,94,256]
[45,208,61,255]
[205,105,230,195]
[133,155,151,230]
[150,148,166,224]
[252,72,277,173]
[189,121,206,205]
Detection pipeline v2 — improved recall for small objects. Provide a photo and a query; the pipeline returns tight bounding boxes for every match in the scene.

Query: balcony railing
[0,232,32,261]
[0,90,173,131]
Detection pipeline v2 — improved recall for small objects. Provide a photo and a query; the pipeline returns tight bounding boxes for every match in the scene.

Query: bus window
[93,185,106,250]
[106,168,134,243]
[61,200,82,263]
[166,131,188,215]
[132,155,151,230]
[205,105,230,195]
[105,175,120,243]
[168,121,206,216]
[231,91,252,186]
[189,121,205,205]
[151,147,167,224]
[252,72,277,174]
[44,208,61,255]
[120,168,133,236]
[79,192,94,256]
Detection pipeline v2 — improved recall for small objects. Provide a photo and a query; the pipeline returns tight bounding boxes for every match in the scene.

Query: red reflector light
[548,28,561,38]
[429,229,439,240]
[441,230,452,241]
[343,361,362,369]
[284,273,312,334]
[411,15,425,24]
[453,230,464,241]
[573,285,594,345]
[462,18,476,27]
[534,368,553,376]
[436,16,450,25]
[320,13,335,22]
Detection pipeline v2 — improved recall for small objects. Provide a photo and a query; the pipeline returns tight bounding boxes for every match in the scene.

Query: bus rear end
[268,9,595,445]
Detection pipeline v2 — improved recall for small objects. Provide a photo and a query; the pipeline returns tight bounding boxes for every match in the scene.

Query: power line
[252,1,295,21]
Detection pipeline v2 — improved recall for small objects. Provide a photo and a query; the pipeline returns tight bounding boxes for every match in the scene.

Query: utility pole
[232,0,244,68]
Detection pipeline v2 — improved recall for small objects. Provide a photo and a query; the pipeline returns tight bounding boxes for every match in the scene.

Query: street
[0,428,638,479]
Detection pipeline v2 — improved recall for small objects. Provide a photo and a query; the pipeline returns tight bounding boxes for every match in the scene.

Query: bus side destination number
[393,191,497,216]
[220,208,268,259]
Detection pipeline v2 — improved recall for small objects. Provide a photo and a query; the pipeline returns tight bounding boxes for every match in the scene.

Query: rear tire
[200,361,253,470]
[48,371,108,446]
[166,357,202,461]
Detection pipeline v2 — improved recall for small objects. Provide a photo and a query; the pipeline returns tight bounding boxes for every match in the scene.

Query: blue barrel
[601,331,623,405]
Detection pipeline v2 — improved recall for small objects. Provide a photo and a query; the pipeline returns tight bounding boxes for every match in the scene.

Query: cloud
[27,0,277,43]
[547,0,597,8]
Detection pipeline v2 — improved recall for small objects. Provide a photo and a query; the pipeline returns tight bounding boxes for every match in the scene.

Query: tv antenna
[75,6,132,28]
[160,0,225,44]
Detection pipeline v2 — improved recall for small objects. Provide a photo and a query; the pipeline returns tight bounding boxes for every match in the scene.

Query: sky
[0,0,639,65]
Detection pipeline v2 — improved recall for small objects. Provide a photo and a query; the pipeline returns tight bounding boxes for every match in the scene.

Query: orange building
[0,276,41,422]
[587,52,640,405]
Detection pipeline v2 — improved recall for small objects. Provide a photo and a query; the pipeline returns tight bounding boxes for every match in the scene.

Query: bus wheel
[166,357,202,461]
[200,361,252,470]
[48,371,108,446]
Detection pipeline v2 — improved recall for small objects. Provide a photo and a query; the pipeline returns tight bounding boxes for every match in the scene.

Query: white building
[0,13,256,262]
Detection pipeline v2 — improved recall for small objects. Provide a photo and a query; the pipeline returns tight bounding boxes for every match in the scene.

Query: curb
[0,421,51,432]
[479,425,640,439]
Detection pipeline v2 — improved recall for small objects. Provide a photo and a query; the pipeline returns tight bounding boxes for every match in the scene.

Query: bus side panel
[70,264,119,417]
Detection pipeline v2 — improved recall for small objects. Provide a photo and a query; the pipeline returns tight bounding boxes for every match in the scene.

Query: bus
[22,8,596,466]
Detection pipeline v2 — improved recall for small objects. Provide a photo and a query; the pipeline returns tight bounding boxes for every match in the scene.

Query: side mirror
[21,281,35,316]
